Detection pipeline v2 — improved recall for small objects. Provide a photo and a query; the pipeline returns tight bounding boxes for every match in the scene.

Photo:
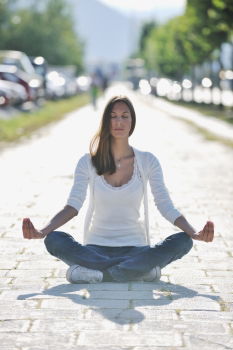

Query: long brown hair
[90,96,136,175]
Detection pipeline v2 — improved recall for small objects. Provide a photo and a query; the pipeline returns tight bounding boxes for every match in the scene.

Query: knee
[44,231,67,252]
[179,232,193,253]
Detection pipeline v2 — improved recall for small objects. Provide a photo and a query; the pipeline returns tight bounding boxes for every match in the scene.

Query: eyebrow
[111,111,129,114]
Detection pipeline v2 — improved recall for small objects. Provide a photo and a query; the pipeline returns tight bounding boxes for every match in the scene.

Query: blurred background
[0,0,232,126]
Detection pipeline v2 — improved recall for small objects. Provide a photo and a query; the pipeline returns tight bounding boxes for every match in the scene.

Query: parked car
[0,79,27,106]
[46,69,78,99]
[0,50,44,101]
[29,56,48,89]
[0,64,43,102]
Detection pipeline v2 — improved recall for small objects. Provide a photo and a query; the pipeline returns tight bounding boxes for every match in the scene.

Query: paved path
[1,84,233,349]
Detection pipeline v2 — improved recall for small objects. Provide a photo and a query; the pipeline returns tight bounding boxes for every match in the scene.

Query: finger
[207,221,214,242]
[204,221,214,242]
[22,218,30,238]
[22,218,27,235]
[28,220,36,239]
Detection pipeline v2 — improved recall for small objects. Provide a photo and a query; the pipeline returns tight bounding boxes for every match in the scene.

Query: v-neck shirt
[85,158,146,246]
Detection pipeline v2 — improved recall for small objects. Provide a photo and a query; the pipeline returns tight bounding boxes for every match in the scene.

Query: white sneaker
[142,266,161,282]
[66,265,103,284]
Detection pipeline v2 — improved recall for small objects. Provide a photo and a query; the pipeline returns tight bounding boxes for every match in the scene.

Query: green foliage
[137,0,233,79]
[0,0,83,71]
[144,18,190,79]
[139,21,157,52]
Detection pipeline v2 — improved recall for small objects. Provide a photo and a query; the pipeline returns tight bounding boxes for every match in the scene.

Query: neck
[111,139,132,160]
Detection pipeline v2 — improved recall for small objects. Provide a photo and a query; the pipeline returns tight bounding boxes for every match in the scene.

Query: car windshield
[0,53,35,74]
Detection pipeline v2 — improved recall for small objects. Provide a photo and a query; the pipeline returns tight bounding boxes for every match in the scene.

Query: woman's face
[109,101,132,139]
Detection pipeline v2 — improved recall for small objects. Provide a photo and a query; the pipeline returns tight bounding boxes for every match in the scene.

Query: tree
[137,0,233,79]
[139,21,157,52]
[0,0,84,71]
[0,0,16,48]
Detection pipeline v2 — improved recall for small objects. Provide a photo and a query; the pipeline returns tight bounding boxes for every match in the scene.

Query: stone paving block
[184,334,233,350]
[85,290,171,300]
[0,289,53,300]
[198,255,231,262]
[132,297,221,311]
[15,255,59,262]
[0,261,18,269]
[206,277,233,285]
[133,320,229,335]
[31,318,127,332]
[206,270,233,277]
[0,333,77,347]
[0,270,8,277]
[169,275,216,285]
[43,281,129,291]
[133,348,186,350]
[7,282,47,290]
[0,308,87,320]
[180,310,233,321]
[163,268,206,277]
[85,308,178,322]
[17,260,63,269]
[7,286,135,301]
[212,284,233,293]
[7,269,52,278]
[130,282,212,294]
[0,247,23,255]
[194,245,229,254]
[77,330,183,346]
[0,300,38,309]
[0,320,30,332]
[0,278,13,287]
[41,298,129,309]
[196,262,233,270]
[11,278,47,287]
[23,347,135,350]
[219,294,233,302]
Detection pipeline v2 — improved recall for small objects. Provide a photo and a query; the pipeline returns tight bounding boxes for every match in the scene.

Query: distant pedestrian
[101,74,109,93]
[90,73,100,109]
[22,95,214,284]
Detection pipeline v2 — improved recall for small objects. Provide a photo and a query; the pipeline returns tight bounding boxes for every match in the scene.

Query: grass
[170,99,233,124]
[160,98,233,148]
[181,118,233,148]
[0,94,89,143]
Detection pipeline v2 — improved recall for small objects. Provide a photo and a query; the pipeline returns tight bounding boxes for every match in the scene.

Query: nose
[114,116,123,123]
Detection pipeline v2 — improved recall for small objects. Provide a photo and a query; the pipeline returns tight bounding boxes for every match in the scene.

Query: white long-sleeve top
[67,147,182,246]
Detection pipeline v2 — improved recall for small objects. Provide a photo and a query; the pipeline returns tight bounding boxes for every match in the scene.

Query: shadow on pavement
[17,281,221,325]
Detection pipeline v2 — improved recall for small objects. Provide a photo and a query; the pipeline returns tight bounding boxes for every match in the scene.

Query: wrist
[40,228,50,237]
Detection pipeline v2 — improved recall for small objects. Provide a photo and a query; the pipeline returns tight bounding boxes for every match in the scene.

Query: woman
[22,96,214,283]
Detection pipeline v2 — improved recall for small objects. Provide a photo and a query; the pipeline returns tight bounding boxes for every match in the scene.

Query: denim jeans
[44,231,193,282]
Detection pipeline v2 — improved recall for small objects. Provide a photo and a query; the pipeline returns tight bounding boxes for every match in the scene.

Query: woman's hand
[22,218,46,239]
[191,221,214,242]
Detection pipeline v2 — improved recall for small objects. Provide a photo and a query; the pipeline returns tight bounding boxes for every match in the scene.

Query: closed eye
[110,114,129,119]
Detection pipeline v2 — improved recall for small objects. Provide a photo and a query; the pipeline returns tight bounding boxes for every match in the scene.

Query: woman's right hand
[22,218,46,239]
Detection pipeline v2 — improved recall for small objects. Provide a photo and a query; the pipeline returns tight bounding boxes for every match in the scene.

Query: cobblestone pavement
[1,84,233,349]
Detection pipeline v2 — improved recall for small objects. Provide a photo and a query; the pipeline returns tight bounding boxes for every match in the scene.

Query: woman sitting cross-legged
[22,96,214,283]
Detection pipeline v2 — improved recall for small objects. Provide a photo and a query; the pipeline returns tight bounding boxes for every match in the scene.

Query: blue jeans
[44,231,193,282]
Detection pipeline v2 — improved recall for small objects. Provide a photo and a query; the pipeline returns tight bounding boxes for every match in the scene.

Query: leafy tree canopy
[0,0,84,72]
[137,0,233,79]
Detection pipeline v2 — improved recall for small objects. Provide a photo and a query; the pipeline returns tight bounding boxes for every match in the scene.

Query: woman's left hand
[191,221,214,242]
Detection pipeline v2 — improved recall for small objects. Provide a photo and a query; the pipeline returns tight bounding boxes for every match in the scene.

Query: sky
[98,0,186,18]
[71,0,187,69]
